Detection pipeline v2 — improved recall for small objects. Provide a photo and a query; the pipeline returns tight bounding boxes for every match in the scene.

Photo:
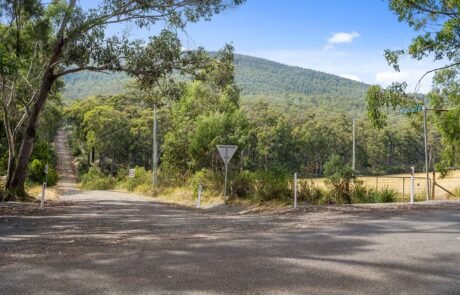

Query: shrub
[189,168,223,197]
[81,166,115,190]
[350,182,373,204]
[232,170,252,197]
[28,159,58,186]
[297,180,324,205]
[369,188,398,203]
[233,170,291,202]
[254,171,291,201]
[324,154,356,204]
[118,166,153,193]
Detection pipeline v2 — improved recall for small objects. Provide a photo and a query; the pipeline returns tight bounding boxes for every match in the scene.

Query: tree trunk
[7,70,56,199]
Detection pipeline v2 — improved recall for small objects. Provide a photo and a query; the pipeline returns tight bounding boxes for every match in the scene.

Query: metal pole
[410,175,415,204]
[294,173,297,209]
[224,163,228,203]
[152,104,158,189]
[45,162,48,187]
[402,177,405,199]
[352,115,356,170]
[40,182,46,209]
[423,101,430,201]
[197,184,202,209]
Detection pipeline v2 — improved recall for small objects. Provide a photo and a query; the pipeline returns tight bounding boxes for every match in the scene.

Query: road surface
[0,130,459,294]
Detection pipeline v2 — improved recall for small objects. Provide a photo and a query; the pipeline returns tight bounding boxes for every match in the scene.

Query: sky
[80,0,444,93]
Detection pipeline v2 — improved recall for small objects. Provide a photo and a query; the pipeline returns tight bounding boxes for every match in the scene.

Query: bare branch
[414,62,460,94]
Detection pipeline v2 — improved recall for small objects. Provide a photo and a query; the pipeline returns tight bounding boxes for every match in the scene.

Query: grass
[26,184,59,202]
[153,186,223,207]
[306,169,460,201]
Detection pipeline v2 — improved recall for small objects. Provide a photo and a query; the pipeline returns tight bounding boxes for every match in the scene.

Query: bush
[297,180,325,205]
[28,159,58,186]
[81,166,115,190]
[350,181,398,204]
[324,154,355,204]
[370,188,398,203]
[118,166,152,193]
[189,168,223,197]
[232,170,252,197]
[350,182,373,204]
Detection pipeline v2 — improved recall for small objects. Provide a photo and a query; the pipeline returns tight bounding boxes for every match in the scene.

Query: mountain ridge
[62,54,369,110]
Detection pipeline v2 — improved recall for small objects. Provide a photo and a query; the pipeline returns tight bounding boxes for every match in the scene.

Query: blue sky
[80,0,442,92]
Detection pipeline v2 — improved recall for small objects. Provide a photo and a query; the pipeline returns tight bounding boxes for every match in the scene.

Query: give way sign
[216,145,238,165]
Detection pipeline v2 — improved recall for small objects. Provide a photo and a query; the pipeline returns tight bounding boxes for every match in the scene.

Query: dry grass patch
[26,184,59,202]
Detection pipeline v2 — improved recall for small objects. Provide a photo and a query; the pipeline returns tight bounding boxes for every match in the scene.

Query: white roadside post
[45,163,49,187]
[40,182,46,209]
[294,173,298,209]
[216,145,238,203]
[410,166,415,204]
[40,164,49,209]
[196,184,202,209]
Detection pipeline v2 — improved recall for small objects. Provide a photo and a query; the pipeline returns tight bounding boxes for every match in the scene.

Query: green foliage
[367,1,460,169]
[189,168,223,197]
[28,159,58,186]
[118,167,152,193]
[27,141,58,186]
[234,170,291,202]
[63,54,369,113]
[297,180,325,205]
[81,167,116,190]
[324,155,355,204]
[350,183,398,204]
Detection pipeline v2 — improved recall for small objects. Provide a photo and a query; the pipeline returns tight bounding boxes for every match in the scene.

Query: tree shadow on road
[0,200,459,294]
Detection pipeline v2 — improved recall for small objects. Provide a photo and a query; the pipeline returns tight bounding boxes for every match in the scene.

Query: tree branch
[55,65,111,78]
[414,62,460,94]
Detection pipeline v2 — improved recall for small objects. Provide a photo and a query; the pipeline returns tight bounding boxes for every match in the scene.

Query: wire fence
[303,172,460,202]
[356,176,428,202]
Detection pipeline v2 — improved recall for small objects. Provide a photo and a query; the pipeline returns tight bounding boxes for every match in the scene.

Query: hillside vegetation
[63,54,368,110]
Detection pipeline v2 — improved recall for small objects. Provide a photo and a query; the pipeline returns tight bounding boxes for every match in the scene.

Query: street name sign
[400,105,423,114]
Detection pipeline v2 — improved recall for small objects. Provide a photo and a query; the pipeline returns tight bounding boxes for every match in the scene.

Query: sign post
[294,173,298,209]
[196,184,202,209]
[216,145,238,203]
[410,166,415,204]
[44,164,49,186]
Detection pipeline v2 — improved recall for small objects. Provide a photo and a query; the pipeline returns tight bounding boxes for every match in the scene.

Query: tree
[0,0,244,199]
[366,0,460,169]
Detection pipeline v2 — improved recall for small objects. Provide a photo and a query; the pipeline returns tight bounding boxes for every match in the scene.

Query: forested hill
[234,54,368,97]
[63,54,369,109]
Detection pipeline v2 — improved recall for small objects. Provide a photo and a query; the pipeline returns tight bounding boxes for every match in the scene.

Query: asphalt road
[1,193,459,295]
[1,130,459,294]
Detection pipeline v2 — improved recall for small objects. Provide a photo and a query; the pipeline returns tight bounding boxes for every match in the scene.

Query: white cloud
[339,74,361,82]
[375,70,434,93]
[328,32,360,44]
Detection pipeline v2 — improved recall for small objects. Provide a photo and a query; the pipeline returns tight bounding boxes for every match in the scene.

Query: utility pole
[152,104,158,189]
[352,115,356,171]
[422,98,430,201]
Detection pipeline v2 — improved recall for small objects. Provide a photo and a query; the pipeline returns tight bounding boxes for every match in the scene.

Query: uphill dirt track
[0,129,459,294]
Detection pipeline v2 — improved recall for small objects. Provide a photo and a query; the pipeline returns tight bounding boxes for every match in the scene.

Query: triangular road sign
[216,145,238,165]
